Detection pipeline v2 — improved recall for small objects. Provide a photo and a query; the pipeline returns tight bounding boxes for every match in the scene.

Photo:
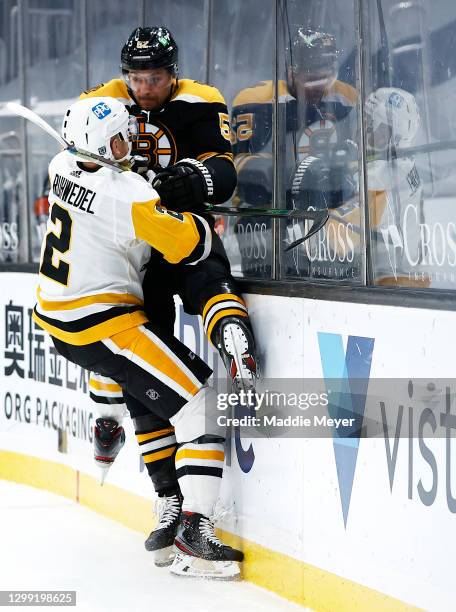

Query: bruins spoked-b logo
[133,117,177,168]
[297,119,337,159]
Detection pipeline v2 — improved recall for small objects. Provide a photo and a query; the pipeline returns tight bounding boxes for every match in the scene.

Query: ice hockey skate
[215,316,258,394]
[170,511,243,580]
[145,492,182,567]
[93,418,125,485]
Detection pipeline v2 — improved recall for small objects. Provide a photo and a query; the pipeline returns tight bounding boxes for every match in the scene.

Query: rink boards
[1,272,453,611]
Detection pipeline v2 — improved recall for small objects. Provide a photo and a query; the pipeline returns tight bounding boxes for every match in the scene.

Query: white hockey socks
[175,441,224,517]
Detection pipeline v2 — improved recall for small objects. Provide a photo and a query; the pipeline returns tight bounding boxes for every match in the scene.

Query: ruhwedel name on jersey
[52,173,96,214]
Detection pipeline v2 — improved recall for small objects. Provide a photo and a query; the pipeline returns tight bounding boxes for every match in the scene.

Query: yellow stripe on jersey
[172,79,226,104]
[89,379,122,392]
[175,449,225,462]
[232,80,289,106]
[330,80,358,105]
[79,78,130,103]
[202,293,246,320]
[216,153,235,163]
[234,152,270,173]
[103,325,138,350]
[143,447,176,463]
[32,309,148,346]
[234,154,254,175]
[37,288,143,312]
[368,190,388,227]
[136,427,175,444]
[325,190,386,257]
[197,151,234,163]
[110,326,200,397]
[232,79,355,108]
[132,200,201,264]
[197,151,219,161]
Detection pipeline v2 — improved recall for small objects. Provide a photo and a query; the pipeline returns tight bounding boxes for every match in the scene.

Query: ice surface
[0,481,307,612]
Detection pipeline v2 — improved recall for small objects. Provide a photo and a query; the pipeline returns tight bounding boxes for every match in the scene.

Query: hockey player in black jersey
[80,26,258,566]
[231,28,357,277]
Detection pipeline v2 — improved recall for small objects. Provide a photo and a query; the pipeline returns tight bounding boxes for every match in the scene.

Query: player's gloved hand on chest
[152,158,214,212]
[130,155,150,177]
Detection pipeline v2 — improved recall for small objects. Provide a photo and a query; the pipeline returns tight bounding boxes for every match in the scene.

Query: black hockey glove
[289,155,330,211]
[290,147,357,211]
[236,155,273,206]
[130,155,150,179]
[152,158,214,212]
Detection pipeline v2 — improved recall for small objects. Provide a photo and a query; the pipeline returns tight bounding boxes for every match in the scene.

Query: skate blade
[95,463,111,486]
[170,553,241,580]
[154,545,176,568]
[223,324,256,393]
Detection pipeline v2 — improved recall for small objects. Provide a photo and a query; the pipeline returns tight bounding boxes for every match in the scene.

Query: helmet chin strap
[116,152,131,163]
[112,141,132,163]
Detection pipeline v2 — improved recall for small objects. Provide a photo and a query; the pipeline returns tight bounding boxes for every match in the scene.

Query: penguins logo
[135,119,177,168]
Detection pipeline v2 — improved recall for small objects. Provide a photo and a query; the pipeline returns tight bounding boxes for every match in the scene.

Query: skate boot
[171,511,243,580]
[145,492,182,567]
[215,316,258,394]
[93,418,125,485]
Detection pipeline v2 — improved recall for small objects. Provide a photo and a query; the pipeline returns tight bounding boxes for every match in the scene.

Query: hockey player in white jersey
[33,97,243,579]
[364,87,425,285]
[316,87,424,285]
[80,29,258,566]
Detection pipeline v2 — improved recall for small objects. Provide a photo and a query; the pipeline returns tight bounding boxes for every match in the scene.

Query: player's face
[292,65,336,103]
[111,136,130,160]
[366,116,391,151]
[125,68,175,111]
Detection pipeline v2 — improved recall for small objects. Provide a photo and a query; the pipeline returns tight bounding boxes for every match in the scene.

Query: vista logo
[318,333,375,526]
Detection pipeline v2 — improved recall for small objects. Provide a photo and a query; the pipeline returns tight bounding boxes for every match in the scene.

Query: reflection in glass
[87,1,142,86]
[145,0,206,82]
[211,0,274,278]
[0,126,21,263]
[25,1,85,261]
[364,0,456,289]
[0,0,23,263]
[231,82,274,278]
[365,87,424,286]
[278,1,362,283]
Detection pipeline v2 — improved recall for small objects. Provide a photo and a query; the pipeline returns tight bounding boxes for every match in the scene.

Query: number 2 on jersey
[40,203,73,286]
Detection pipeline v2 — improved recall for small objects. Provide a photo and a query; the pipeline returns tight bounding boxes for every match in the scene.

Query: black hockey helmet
[121,26,178,75]
[290,28,338,79]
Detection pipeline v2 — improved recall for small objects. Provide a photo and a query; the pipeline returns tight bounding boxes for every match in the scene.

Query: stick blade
[283,209,329,251]
[6,102,67,148]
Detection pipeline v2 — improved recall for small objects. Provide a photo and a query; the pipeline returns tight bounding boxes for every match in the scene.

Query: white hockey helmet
[365,87,420,149]
[61,97,137,161]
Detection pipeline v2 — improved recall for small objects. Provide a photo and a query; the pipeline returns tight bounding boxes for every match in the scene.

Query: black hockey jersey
[80,78,234,173]
[231,78,357,158]
[230,79,357,278]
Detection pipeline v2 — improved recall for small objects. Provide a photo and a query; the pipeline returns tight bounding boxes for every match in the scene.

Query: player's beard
[135,96,160,111]
[135,84,175,112]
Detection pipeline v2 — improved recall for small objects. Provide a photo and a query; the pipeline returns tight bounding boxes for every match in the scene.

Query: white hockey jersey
[367,157,423,284]
[33,150,211,345]
[317,155,423,285]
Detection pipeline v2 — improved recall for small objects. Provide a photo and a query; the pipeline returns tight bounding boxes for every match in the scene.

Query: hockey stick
[368,138,456,161]
[6,102,127,173]
[283,209,329,251]
[208,205,329,248]
[204,203,328,220]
